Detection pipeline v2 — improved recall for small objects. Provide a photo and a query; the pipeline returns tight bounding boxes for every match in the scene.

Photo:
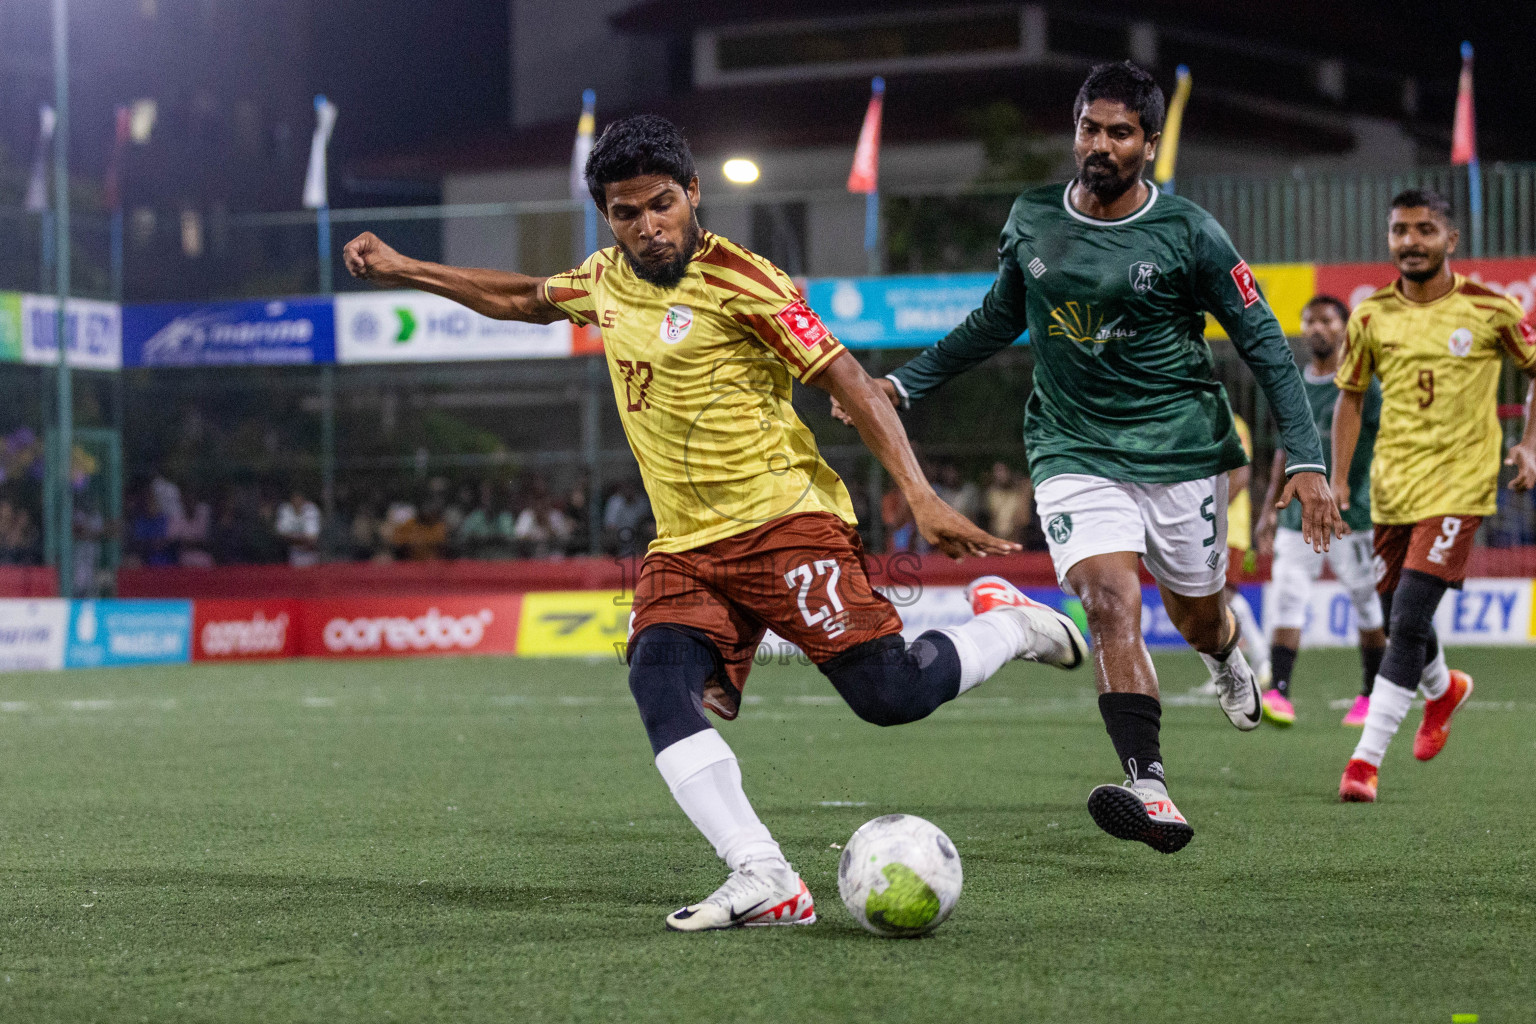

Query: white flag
[303,95,338,210]
[25,105,56,213]
[570,89,595,201]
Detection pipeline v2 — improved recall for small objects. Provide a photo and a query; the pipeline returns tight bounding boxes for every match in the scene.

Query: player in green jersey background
[1256,296,1386,729]
[836,62,1344,853]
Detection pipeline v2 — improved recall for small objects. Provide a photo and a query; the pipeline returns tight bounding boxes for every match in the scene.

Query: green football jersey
[888,181,1325,485]
[1278,370,1380,533]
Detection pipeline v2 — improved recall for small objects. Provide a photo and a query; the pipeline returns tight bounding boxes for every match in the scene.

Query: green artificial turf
[0,649,1530,1023]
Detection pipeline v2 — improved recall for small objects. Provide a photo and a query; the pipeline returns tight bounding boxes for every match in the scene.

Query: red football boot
[1414,670,1473,761]
[1339,759,1379,803]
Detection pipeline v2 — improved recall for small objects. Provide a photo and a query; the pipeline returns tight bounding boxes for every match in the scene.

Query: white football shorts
[1035,473,1230,598]
[1269,526,1382,632]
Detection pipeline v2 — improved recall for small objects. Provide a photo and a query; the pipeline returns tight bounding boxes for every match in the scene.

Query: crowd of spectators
[112,471,657,568]
[883,460,1047,554]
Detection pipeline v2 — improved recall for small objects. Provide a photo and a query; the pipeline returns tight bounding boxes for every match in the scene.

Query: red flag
[1451,43,1476,166]
[105,105,130,211]
[847,77,884,194]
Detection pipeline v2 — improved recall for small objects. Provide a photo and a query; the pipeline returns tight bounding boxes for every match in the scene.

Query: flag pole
[850,76,884,276]
[51,0,73,598]
[1153,65,1192,195]
[1459,42,1483,258]
[580,90,598,256]
[305,94,338,555]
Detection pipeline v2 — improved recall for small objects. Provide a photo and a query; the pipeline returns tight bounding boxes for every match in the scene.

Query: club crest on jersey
[1047,514,1073,544]
[775,300,831,351]
[1447,326,1474,357]
[1129,261,1161,294]
[659,305,694,344]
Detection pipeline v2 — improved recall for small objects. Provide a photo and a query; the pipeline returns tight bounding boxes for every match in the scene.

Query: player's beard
[1396,249,1446,284]
[1305,333,1336,360]
[621,214,702,289]
[1077,153,1141,204]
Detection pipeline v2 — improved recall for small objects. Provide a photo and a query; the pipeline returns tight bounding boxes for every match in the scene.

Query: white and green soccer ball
[838,813,963,937]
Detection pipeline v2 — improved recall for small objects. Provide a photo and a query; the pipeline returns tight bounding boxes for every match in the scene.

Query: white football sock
[654,730,785,872]
[939,609,1026,694]
[1419,644,1450,700]
[1351,678,1415,767]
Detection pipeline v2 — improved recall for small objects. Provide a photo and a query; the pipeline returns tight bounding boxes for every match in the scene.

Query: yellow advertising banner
[516,589,631,657]
[1205,262,1317,340]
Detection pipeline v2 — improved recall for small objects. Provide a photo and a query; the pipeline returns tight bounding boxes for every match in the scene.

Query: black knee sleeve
[1379,570,1447,693]
[820,631,961,727]
[627,626,717,755]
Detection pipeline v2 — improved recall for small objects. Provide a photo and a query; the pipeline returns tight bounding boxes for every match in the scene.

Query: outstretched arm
[342,231,564,324]
[813,352,1019,559]
[1194,219,1342,550]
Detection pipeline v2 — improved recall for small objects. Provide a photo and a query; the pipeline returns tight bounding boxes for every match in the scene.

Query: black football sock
[1098,692,1165,791]
[1378,570,1448,692]
[1269,644,1298,699]
[1360,644,1385,697]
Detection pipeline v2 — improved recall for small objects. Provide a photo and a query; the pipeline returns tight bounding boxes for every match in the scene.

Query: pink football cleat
[1341,694,1370,727]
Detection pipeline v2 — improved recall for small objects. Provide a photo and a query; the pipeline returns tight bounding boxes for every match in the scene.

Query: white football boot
[664,860,816,932]
[966,575,1088,669]
[1205,645,1262,731]
[1087,781,1195,854]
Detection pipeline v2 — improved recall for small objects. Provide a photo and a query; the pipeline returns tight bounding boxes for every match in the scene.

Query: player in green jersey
[1256,296,1386,729]
[836,62,1343,853]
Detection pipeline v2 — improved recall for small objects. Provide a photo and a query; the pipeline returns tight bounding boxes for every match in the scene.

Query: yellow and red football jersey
[1336,274,1536,523]
[544,231,857,553]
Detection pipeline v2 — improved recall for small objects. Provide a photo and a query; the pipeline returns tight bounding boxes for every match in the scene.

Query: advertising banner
[19,295,122,370]
[516,589,630,658]
[336,291,573,363]
[804,273,1004,350]
[299,594,522,659]
[1261,578,1533,648]
[0,292,21,361]
[192,600,301,661]
[0,599,68,671]
[122,297,335,367]
[1315,257,1536,314]
[64,600,192,668]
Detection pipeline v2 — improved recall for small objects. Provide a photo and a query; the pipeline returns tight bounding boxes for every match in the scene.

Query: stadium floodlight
[722,158,760,185]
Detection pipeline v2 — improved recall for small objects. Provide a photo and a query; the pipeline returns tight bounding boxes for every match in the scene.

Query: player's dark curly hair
[1390,188,1453,221]
[1303,294,1351,322]
[585,114,697,208]
[1074,61,1165,138]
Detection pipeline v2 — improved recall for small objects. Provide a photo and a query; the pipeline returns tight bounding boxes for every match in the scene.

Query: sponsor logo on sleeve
[1230,261,1261,308]
[1518,316,1536,347]
[775,300,831,351]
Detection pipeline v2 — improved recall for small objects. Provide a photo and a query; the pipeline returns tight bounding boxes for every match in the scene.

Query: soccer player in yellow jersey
[1333,188,1536,802]
[342,115,1087,930]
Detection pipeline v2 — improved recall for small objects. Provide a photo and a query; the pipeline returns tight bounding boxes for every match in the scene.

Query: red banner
[193,599,301,661]
[297,594,522,659]
[1315,257,1536,314]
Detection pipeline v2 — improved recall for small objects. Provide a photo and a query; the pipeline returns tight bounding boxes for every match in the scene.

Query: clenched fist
[342,232,410,285]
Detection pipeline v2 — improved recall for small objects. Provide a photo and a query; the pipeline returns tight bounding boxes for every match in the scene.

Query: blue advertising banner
[122,298,335,367]
[804,273,1027,350]
[65,600,192,669]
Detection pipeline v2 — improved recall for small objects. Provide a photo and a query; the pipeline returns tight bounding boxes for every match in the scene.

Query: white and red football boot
[1087,782,1195,854]
[664,861,816,932]
[966,575,1088,669]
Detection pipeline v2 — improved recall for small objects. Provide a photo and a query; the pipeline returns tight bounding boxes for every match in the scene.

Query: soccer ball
[837,813,963,937]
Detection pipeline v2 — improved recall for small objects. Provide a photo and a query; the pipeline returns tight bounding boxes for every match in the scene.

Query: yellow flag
[1153,66,1192,186]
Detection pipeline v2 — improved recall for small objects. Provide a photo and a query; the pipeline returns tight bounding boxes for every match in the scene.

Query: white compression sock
[939,609,1027,695]
[654,730,785,872]
[1419,644,1450,700]
[1229,590,1268,672]
[1351,678,1415,767]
